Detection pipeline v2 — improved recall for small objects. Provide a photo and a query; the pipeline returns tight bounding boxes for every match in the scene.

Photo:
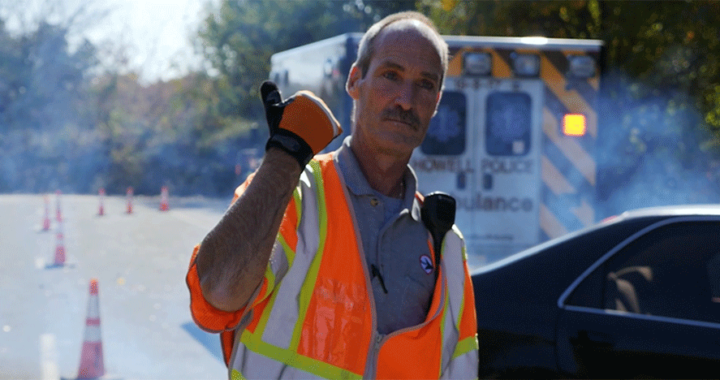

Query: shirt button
[370,198,379,206]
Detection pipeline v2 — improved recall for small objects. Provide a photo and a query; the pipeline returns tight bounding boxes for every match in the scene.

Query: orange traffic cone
[77,278,104,379]
[125,187,133,214]
[53,220,66,266]
[98,188,105,216]
[42,195,51,231]
[56,190,63,222]
[159,186,169,211]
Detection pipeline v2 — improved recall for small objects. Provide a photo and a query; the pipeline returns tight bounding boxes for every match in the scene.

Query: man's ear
[346,64,361,100]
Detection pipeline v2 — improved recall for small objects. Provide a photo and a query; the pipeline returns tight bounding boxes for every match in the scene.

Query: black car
[472,205,720,378]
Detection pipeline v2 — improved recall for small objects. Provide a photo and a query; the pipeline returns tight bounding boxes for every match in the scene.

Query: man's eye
[419,80,435,90]
[383,71,398,80]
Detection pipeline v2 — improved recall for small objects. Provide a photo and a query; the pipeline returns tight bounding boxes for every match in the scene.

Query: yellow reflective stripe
[241,330,363,379]
[455,232,467,328]
[452,336,479,359]
[289,160,328,352]
[442,228,467,342]
[443,344,479,379]
[264,261,276,295]
[260,235,295,313]
[293,188,302,230]
[253,276,283,339]
[278,233,296,268]
[231,369,245,380]
[455,277,466,329]
[438,285,451,378]
[453,226,467,262]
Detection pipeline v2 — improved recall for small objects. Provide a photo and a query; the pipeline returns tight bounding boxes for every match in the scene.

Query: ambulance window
[421,91,466,155]
[486,92,531,156]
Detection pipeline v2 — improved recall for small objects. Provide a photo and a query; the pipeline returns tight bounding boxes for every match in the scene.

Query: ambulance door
[411,80,475,260]
[469,78,544,265]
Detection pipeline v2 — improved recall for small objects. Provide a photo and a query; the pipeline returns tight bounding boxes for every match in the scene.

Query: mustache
[381,107,420,129]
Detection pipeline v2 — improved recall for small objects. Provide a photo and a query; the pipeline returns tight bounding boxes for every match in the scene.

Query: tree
[0,19,101,192]
[194,0,417,144]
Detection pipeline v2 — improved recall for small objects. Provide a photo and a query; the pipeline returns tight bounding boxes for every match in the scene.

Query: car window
[566,264,604,309]
[599,221,720,323]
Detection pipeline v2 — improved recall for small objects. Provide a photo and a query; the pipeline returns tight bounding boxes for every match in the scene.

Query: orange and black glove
[260,81,342,168]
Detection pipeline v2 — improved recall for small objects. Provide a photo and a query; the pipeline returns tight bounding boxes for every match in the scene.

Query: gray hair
[353,11,448,89]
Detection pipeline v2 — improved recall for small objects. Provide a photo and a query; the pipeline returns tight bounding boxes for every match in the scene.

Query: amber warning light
[563,114,586,136]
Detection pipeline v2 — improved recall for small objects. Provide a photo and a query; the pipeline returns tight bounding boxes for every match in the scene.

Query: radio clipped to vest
[420,192,456,282]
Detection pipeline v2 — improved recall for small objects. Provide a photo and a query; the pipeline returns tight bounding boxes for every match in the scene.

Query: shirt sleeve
[185,172,300,333]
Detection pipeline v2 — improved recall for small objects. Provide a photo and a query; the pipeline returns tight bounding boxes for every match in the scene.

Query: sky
[1,0,219,83]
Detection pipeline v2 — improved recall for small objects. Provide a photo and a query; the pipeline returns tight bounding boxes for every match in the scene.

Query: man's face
[347,23,443,157]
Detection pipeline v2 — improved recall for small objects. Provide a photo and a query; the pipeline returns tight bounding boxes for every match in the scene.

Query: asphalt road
[0,193,232,380]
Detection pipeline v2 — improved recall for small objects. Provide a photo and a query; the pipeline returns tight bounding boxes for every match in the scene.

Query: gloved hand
[260,81,342,168]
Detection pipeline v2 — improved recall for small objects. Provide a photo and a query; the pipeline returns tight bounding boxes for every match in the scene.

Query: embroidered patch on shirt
[420,255,434,274]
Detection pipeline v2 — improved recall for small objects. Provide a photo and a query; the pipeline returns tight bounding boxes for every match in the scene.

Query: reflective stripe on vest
[374,226,469,379]
[441,226,472,376]
[228,154,473,379]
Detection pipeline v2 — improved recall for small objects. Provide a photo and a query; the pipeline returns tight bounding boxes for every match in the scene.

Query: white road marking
[40,333,59,380]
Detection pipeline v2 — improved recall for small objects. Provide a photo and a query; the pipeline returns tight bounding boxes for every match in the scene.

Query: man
[186,11,478,379]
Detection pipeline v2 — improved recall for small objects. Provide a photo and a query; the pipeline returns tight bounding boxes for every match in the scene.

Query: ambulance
[270,33,604,268]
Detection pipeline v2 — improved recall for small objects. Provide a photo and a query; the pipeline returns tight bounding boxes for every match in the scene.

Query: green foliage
[181,0,419,194]
[420,0,602,39]
[88,71,262,196]
[195,0,412,127]
[0,21,100,192]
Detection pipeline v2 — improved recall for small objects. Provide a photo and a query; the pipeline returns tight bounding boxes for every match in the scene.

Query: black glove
[260,81,342,168]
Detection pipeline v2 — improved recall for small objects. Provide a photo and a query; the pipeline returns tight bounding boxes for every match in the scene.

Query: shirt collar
[334,136,422,222]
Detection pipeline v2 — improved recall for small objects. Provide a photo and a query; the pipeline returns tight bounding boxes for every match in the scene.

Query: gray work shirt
[334,137,435,335]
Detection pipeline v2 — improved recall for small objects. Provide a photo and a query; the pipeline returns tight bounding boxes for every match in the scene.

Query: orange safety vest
[187,153,478,379]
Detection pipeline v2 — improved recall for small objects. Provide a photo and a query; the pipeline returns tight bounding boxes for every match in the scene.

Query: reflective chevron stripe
[447,42,600,241]
[540,49,599,238]
[228,154,477,379]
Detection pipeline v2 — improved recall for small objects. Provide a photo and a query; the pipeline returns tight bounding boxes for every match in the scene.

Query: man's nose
[394,81,415,111]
